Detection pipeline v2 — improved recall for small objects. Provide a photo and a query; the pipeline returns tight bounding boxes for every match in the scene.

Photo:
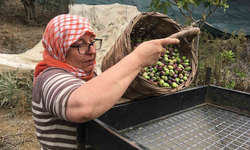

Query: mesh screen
[122,105,250,150]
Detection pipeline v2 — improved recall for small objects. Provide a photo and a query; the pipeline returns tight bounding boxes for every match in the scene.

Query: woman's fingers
[160,38,180,47]
[132,37,180,67]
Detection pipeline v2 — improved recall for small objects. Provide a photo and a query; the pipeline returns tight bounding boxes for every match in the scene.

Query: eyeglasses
[70,39,102,55]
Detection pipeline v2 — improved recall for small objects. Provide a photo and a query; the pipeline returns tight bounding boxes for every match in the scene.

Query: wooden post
[205,67,211,85]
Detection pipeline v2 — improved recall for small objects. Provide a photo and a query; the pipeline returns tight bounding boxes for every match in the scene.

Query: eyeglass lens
[78,40,101,54]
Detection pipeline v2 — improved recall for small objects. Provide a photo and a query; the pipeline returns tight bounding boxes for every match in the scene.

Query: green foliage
[234,67,246,78]
[202,0,229,12]
[35,0,74,12]
[195,30,249,91]
[224,79,236,89]
[0,69,33,114]
[149,0,229,13]
[149,0,171,14]
[220,50,235,62]
[226,30,246,65]
[221,71,235,89]
[149,0,229,28]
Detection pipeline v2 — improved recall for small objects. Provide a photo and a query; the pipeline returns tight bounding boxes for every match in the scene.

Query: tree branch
[191,3,194,13]
[179,7,188,18]
[206,0,221,21]
[167,0,178,6]
[180,7,198,27]
[172,0,196,24]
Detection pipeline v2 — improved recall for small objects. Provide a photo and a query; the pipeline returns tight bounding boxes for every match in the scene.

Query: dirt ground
[0,1,41,54]
[0,0,66,54]
[0,109,40,150]
[0,0,68,149]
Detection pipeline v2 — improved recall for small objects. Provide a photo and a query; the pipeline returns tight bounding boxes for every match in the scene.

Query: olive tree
[21,0,37,24]
[149,0,229,29]
[21,0,74,25]
[35,0,74,14]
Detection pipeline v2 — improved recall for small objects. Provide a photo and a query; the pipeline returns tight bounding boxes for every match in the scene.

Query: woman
[32,14,179,150]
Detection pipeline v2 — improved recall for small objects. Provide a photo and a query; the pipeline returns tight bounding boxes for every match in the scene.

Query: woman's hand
[132,38,180,67]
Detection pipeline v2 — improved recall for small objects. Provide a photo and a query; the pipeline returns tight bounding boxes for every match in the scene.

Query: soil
[0,0,67,54]
[0,1,68,149]
[0,109,40,150]
[0,1,41,54]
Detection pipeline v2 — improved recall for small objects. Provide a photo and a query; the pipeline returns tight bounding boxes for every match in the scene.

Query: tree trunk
[21,0,37,25]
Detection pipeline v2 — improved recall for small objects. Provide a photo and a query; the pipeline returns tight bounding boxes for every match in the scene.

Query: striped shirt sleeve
[35,67,85,121]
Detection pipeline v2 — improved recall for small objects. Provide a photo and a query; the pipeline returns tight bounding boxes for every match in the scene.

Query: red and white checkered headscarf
[34,14,96,84]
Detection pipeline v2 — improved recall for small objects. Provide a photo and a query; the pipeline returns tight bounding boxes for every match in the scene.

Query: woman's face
[66,32,96,73]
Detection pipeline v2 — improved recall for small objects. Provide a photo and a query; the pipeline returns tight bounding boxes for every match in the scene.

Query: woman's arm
[66,38,180,123]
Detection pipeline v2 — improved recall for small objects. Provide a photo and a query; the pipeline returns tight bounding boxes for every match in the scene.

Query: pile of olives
[131,38,191,88]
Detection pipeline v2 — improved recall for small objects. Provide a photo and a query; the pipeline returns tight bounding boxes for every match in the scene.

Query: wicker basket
[101,12,200,100]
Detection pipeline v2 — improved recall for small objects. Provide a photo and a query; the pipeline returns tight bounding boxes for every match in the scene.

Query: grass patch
[192,30,250,92]
[0,69,33,115]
